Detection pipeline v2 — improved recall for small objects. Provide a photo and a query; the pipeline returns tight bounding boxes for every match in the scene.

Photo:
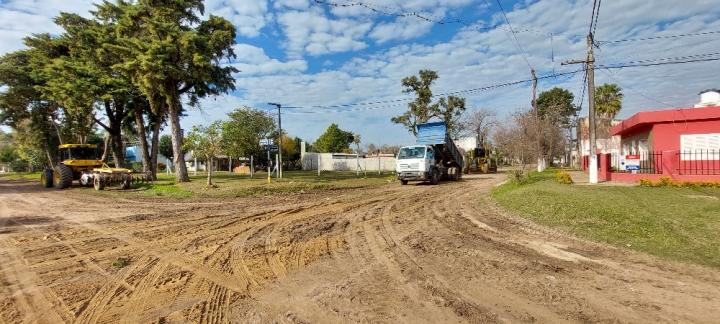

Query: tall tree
[113,0,238,182]
[595,83,623,119]
[221,107,276,160]
[536,87,576,128]
[315,124,354,153]
[0,36,71,167]
[184,121,224,187]
[392,70,466,136]
[463,108,496,144]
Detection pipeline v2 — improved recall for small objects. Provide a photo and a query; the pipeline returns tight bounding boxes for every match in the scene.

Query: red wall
[651,119,720,151]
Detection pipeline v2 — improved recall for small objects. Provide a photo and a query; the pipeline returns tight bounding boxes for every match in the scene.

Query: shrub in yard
[508,170,526,184]
[555,171,573,184]
[639,177,720,188]
[639,178,654,187]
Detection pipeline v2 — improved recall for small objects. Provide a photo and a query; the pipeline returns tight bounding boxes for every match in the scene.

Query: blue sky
[1,0,719,146]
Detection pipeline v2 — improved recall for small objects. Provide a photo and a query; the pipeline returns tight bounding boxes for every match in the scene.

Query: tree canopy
[221,107,276,158]
[595,83,623,119]
[536,87,576,127]
[184,121,223,186]
[315,124,354,153]
[391,70,466,136]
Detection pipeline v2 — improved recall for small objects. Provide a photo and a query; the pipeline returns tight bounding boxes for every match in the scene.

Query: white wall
[302,153,396,172]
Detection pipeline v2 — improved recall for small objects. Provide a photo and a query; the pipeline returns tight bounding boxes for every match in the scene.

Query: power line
[598,56,720,69]
[598,30,720,44]
[599,68,675,108]
[489,0,533,70]
[282,69,584,113]
[591,0,602,36]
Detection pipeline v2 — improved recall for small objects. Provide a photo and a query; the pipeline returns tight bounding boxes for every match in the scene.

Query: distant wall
[302,153,396,172]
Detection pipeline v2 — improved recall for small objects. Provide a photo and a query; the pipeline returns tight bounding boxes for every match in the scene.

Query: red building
[603,103,720,183]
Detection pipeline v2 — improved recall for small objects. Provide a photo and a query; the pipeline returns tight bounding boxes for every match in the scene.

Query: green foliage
[184,122,224,161]
[554,170,574,184]
[221,107,276,158]
[112,257,129,269]
[391,70,466,136]
[639,177,720,188]
[184,121,224,186]
[159,134,174,160]
[536,87,576,127]
[494,172,720,268]
[595,83,623,119]
[508,170,527,184]
[314,124,354,153]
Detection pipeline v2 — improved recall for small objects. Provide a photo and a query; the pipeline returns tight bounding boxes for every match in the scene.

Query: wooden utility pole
[562,33,598,184]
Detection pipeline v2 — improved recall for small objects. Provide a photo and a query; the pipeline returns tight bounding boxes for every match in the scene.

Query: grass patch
[493,170,720,268]
[123,170,395,198]
[0,172,42,181]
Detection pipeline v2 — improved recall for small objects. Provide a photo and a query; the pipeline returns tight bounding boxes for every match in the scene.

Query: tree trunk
[149,117,161,180]
[168,94,189,182]
[101,134,110,162]
[110,131,124,168]
[207,156,213,187]
[134,106,152,174]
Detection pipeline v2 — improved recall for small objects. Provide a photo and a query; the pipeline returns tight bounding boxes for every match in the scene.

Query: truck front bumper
[397,171,428,181]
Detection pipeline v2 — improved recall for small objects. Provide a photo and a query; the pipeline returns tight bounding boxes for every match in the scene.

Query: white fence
[302,153,396,172]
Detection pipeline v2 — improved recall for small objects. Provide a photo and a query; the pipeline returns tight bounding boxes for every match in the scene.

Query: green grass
[0,172,42,180]
[493,170,720,268]
[125,170,396,198]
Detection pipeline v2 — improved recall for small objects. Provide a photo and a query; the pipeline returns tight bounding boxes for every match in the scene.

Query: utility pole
[268,103,283,179]
[531,69,544,172]
[563,33,598,184]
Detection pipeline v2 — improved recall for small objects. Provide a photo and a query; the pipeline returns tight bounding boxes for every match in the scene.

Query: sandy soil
[1,174,719,323]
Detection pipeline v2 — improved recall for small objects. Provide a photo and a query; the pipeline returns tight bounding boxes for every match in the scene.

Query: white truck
[395,122,464,185]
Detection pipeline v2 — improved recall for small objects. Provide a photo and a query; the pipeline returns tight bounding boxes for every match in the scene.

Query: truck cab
[396,145,436,185]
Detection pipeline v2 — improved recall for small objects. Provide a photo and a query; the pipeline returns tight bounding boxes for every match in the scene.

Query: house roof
[610,106,720,136]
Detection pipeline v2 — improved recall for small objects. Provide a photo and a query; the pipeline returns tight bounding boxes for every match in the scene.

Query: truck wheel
[53,164,73,189]
[400,180,408,185]
[430,169,439,185]
[40,168,54,188]
[93,175,106,191]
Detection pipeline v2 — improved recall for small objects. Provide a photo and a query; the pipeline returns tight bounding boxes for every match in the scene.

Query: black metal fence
[676,150,720,175]
[611,151,663,174]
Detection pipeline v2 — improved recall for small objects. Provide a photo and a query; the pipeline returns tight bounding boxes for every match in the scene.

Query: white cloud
[277,9,373,57]
[230,44,307,76]
[204,0,270,37]
[369,17,435,43]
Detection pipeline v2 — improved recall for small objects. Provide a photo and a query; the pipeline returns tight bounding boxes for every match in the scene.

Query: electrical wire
[489,0,533,70]
[597,30,720,44]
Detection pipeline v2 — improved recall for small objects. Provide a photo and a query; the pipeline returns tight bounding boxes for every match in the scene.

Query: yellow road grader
[40,144,150,190]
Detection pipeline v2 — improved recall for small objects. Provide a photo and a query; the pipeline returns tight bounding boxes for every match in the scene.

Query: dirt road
[1,174,719,323]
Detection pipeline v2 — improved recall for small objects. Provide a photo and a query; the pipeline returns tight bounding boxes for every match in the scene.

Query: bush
[508,169,526,184]
[639,177,720,188]
[555,171,574,184]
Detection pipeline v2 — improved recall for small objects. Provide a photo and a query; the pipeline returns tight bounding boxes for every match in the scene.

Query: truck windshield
[397,147,426,159]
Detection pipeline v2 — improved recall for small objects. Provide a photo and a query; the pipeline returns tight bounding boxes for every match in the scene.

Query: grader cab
[40,144,150,190]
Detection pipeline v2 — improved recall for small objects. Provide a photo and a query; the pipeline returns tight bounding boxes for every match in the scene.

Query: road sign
[263,144,278,151]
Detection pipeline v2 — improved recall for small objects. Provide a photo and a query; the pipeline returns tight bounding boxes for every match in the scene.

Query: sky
[1,0,719,146]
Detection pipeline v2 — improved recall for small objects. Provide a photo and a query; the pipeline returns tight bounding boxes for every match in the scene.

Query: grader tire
[40,168,54,188]
[54,164,73,189]
[93,175,106,191]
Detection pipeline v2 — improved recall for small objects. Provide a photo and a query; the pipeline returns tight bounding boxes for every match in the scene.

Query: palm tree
[595,83,624,119]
